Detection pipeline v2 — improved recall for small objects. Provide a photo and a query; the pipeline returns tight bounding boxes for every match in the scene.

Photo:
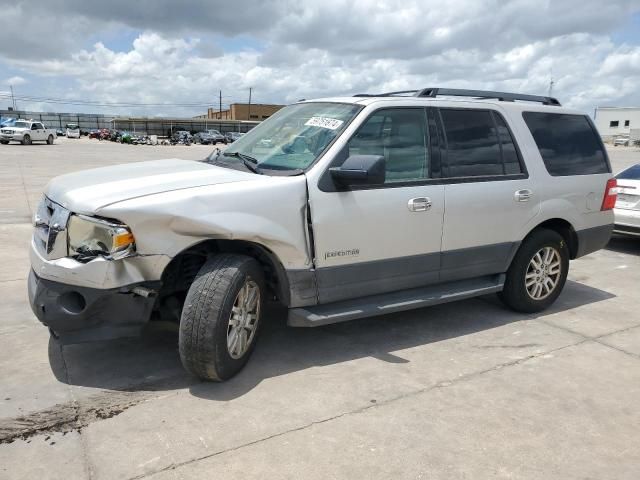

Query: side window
[440,109,503,177]
[494,113,523,174]
[348,108,429,183]
[31,123,38,130]
[523,112,609,176]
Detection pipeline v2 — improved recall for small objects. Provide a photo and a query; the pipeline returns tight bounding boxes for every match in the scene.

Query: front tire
[179,254,265,381]
[46,135,54,145]
[499,229,569,313]
[0,140,8,145]
[22,134,31,145]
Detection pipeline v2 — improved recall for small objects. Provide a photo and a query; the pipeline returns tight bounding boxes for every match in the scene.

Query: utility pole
[10,85,16,110]
[219,90,222,120]
[248,87,252,120]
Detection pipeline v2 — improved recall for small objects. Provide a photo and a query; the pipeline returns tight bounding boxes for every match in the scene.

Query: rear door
[308,107,445,303]
[437,107,540,282]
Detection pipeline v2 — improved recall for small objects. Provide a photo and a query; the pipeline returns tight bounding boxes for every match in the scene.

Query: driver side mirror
[329,155,385,187]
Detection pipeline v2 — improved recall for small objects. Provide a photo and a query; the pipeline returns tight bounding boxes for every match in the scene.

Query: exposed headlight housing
[67,214,135,262]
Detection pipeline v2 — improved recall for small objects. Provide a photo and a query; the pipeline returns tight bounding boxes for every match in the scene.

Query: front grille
[34,197,70,259]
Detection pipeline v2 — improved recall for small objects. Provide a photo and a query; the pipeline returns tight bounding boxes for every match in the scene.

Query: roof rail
[354,88,561,106]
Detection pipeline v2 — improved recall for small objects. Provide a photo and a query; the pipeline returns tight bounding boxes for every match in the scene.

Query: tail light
[601,178,618,211]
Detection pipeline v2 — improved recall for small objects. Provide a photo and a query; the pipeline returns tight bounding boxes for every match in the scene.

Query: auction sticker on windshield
[305,117,344,130]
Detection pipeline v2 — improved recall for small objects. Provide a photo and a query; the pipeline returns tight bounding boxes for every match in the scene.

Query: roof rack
[354,87,561,106]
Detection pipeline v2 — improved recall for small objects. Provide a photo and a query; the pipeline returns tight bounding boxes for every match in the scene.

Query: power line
[0,91,273,115]
[0,92,238,108]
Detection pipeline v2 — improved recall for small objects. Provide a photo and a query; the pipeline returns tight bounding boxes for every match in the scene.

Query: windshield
[66,124,79,129]
[219,102,362,171]
[14,121,29,128]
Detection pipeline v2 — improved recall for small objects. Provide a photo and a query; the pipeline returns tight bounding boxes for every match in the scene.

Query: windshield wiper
[223,151,262,174]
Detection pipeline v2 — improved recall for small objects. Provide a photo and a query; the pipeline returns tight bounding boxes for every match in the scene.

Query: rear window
[522,112,609,176]
[617,164,640,180]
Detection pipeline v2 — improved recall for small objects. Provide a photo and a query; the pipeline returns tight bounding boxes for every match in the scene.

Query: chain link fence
[0,110,260,137]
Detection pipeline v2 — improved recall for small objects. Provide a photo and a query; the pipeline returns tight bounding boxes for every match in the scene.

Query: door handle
[514,189,533,202]
[408,197,432,212]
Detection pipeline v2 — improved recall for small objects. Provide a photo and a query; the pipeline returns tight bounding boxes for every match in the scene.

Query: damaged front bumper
[28,236,170,343]
[28,269,157,343]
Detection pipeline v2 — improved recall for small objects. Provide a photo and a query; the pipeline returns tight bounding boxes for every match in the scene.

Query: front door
[31,123,43,141]
[308,107,445,304]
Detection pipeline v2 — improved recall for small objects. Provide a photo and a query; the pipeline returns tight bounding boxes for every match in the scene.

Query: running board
[288,274,505,327]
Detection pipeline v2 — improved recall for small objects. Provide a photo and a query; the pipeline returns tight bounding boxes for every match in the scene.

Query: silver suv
[28,88,616,381]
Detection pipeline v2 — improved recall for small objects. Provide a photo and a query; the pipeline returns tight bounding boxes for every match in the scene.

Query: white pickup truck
[0,119,56,145]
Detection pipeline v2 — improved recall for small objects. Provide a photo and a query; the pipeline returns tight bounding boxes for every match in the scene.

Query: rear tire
[46,135,54,145]
[499,229,569,313]
[0,140,8,145]
[22,134,31,145]
[179,254,265,381]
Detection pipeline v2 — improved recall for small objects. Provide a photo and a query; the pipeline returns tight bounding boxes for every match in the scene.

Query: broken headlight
[67,215,135,261]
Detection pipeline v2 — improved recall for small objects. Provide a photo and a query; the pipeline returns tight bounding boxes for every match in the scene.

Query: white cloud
[5,76,26,86]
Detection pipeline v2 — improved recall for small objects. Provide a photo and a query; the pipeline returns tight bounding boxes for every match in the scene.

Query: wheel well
[527,219,579,259]
[152,240,288,323]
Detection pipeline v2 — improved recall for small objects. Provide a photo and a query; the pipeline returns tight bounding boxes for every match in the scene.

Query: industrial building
[594,106,640,140]
[196,103,285,121]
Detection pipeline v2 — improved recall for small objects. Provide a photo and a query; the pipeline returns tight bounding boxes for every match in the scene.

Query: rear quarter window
[522,112,610,176]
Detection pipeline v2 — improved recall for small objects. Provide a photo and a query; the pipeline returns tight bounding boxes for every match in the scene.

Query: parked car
[613,163,640,236]
[224,131,244,143]
[193,131,215,144]
[66,123,80,139]
[28,88,616,381]
[613,135,630,147]
[0,119,56,145]
[88,128,111,140]
[171,130,193,144]
[56,129,65,137]
[206,129,226,144]
[109,130,123,142]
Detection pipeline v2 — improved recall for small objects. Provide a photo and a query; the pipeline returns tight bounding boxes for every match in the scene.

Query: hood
[45,158,255,214]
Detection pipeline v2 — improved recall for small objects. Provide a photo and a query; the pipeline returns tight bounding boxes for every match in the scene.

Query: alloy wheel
[525,246,562,300]
[227,278,260,359]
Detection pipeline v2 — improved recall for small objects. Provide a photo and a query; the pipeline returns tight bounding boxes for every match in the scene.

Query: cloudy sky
[1,0,639,117]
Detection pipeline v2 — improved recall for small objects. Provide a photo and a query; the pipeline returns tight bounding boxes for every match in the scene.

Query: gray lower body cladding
[28,270,156,343]
[309,242,519,305]
[575,224,613,258]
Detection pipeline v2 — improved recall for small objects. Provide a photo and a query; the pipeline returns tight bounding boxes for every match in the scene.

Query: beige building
[196,103,285,121]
